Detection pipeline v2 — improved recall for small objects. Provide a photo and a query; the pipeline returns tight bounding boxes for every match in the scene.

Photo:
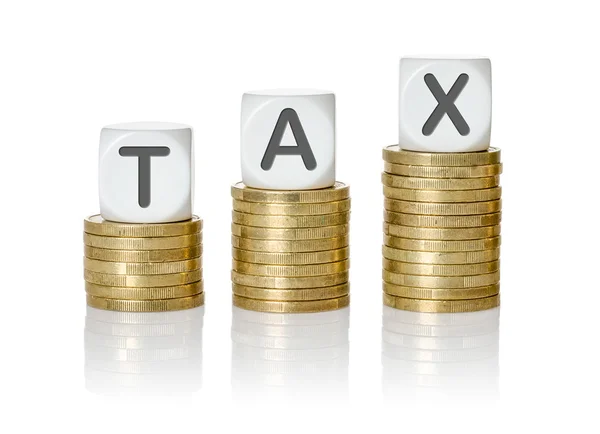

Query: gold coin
[232,282,349,301]
[383,269,500,288]
[384,235,501,252]
[384,198,501,215]
[384,211,501,228]
[232,247,349,265]
[383,281,499,300]
[232,211,350,228]
[231,182,350,203]
[232,270,349,288]
[232,199,350,215]
[232,259,350,277]
[87,293,204,312]
[84,233,201,250]
[231,223,349,240]
[84,245,202,262]
[233,295,349,313]
[85,281,203,300]
[231,235,349,253]
[382,145,501,166]
[382,246,500,264]
[384,223,501,240]
[84,215,202,237]
[383,258,499,276]
[383,293,500,313]
[383,162,503,178]
[383,186,502,202]
[84,257,201,275]
[84,269,202,287]
[381,173,500,190]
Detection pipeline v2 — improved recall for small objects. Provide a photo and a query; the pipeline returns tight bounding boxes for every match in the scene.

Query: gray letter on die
[422,73,471,136]
[261,108,317,171]
[119,146,171,208]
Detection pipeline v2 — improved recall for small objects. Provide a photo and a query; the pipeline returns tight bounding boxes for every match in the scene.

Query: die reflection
[382,306,499,399]
[84,306,204,396]
[231,306,349,398]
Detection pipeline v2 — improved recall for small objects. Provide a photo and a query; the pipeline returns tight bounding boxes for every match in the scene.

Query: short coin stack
[230,182,351,313]
[84,215,204,312]
[381,146,502,313]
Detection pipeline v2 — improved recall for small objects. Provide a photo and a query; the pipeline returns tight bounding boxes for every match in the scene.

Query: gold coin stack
[83,215,204,312]
[230,182,351,313]
[381,145,502,313]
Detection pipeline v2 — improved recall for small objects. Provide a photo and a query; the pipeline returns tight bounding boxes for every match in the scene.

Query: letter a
[260,108,317,171]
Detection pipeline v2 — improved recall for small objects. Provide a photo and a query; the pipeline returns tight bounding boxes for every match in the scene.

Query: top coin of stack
[381,145,502,313]
[231,182,351,313]
[83,215,204,312]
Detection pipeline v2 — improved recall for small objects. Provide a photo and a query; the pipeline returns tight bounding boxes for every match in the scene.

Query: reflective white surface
[382,306,499,400]
[231,306,350,399]
[84,306,204,396]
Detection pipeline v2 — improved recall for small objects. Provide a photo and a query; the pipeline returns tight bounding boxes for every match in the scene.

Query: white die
[99,122,193,223]
[399,57,492,153]
[241,89,335,190]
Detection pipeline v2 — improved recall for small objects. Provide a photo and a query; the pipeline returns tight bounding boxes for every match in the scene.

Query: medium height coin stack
[83,216,204,312]
[381,146,502,312]
[231,182,351,313]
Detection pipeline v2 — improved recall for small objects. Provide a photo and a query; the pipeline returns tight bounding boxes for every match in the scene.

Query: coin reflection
[84,305,204,396]
[382,306,499,399]
[231,306,349,398]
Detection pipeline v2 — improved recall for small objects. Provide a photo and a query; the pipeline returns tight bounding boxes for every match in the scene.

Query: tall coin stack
[381,146,502,313]
[84,216,204,312]
[231,182,351,313]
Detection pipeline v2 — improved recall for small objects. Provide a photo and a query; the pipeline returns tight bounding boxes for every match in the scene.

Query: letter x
[422,73,470,136]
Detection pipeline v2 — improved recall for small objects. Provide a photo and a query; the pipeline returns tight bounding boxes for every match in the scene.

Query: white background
[1,1,599,432]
